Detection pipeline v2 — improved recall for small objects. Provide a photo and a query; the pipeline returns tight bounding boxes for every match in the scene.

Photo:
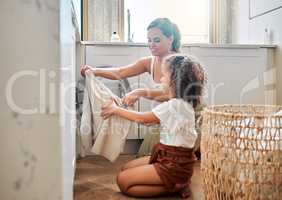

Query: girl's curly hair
[165,54,206,108]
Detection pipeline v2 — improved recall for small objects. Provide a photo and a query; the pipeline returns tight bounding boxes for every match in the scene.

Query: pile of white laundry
[78,73,132,162]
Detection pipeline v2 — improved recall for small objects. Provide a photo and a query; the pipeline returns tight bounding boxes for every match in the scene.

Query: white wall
[231,0,282,105]
[60,0,77,199]
[0,0,61,199]
[0,0,76,199]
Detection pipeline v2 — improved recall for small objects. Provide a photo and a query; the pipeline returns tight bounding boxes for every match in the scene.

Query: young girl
[101,54,206,198]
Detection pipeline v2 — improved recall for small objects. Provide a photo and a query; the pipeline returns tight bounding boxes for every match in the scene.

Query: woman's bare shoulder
[137,56,153,72]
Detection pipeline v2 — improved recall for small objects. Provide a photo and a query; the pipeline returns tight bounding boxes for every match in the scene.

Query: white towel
[80,73,132,162]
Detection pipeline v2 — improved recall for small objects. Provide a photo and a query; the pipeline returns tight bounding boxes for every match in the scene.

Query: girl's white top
[152,98,198,148]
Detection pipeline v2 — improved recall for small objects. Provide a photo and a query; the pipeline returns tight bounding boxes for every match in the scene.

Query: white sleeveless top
[150,56,163,89]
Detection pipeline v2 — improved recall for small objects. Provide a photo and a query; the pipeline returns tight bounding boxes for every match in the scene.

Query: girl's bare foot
[175,181,191,199]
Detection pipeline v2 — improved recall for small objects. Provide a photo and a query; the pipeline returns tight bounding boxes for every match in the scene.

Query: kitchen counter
[81,41,276,48]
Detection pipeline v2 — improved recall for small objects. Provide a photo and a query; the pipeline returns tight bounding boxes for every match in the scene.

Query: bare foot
[175,181,191,199]
[180,185,191,199]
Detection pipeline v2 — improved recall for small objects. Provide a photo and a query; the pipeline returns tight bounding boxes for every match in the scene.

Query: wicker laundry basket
[201,105,282,200]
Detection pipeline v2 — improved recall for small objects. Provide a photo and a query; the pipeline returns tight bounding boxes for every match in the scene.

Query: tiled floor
[74,155,204,200]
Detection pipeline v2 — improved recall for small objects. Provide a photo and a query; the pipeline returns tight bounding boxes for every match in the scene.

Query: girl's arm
[101,100,160,124]
[81,57,150,80]
[116,108,159,124]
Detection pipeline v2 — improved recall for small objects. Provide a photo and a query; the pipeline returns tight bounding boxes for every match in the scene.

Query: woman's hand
[122,90,144,107]
[80,65,94,76]
[101,99,119,119]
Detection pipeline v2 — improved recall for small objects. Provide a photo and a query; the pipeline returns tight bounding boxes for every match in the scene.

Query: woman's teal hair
[147,18,181,52]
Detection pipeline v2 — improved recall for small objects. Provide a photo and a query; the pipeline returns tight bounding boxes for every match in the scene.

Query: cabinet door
[137,71,160,139]
[190,47,275,105]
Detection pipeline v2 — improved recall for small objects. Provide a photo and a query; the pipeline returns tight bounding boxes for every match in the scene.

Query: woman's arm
[133,88,170,102]
[122,88,170,106]
[101,100,160,124]
[81,57,150,80]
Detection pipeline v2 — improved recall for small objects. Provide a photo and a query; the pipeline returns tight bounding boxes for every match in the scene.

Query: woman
[81,18,181,155]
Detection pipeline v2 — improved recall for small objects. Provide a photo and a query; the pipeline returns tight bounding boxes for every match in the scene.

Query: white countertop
[81,41,276,48]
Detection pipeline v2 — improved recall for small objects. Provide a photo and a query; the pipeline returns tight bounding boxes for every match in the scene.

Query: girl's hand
[101,99,119,119]
[122,90,141,107]
[80,65,94,76]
